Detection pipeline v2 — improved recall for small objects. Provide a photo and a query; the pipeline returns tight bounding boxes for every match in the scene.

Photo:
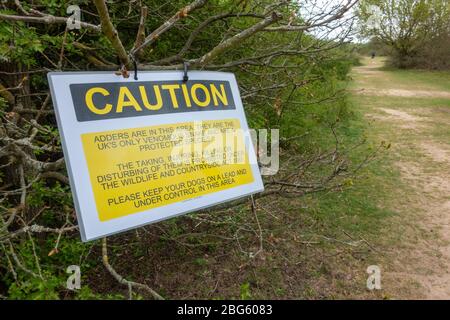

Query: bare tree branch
[93,0,130,66]
[130,0,208,57]
[0,13,100,32]
[193,11,282,66]
[102,238,164,300]
[131,3,149,60]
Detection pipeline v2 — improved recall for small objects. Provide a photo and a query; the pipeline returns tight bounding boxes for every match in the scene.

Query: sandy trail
[352,58,450,299]
[354,88,450,99]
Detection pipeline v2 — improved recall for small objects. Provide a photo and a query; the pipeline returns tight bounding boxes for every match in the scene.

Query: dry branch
[0,13,100,32]
[93,0,130,66]
[101,238,164,300]
[130,0,208,57]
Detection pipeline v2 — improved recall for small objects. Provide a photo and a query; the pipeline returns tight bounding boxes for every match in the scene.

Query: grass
[380,67,450,92]
[348,57,450,298]
[355,56,450,92]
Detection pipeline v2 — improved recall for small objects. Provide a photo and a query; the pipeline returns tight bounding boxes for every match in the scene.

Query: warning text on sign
[81,119,254,221]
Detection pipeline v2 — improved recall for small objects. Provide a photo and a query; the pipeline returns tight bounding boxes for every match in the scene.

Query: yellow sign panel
[81,118,254,221]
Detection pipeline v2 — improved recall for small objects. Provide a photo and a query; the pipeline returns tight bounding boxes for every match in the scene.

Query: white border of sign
[48,71,264,242]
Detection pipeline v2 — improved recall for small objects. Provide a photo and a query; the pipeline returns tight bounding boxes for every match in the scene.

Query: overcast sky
[300,0,359,42]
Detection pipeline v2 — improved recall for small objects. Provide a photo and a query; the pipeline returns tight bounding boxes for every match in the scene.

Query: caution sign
[48,71,263,241]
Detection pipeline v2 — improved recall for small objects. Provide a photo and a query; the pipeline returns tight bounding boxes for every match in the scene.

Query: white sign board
[48,71,264,241]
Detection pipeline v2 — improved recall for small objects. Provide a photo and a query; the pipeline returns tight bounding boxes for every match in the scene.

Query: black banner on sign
[70,80,236,122]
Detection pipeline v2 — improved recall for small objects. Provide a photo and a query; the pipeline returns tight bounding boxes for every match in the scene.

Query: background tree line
[358,0,450,69]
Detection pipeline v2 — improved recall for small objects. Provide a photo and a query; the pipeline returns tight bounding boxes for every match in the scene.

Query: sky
[300,0,360,42]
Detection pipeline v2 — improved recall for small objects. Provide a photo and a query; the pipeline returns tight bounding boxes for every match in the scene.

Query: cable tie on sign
[183,61,189,82]
[132,56,138,81]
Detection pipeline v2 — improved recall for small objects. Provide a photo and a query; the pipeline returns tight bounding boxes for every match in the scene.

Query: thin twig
[101,238,164,300]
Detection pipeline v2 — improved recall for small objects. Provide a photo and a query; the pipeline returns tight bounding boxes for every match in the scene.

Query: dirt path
[352,57,450,299]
